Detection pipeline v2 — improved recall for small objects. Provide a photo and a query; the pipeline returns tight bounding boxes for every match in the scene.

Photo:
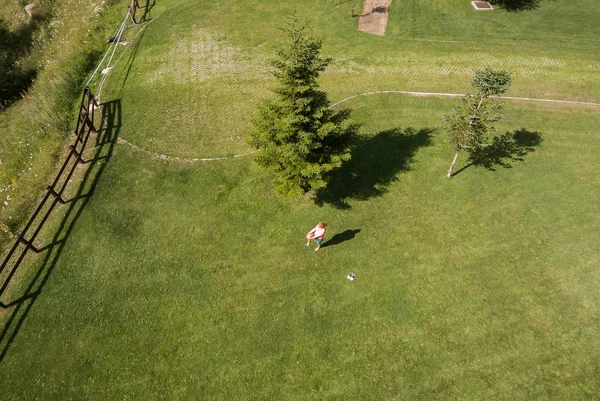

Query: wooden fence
[0,87,99,308]
[129,0,140,24]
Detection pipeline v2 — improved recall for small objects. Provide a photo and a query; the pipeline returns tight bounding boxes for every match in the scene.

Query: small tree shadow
[489,0,556,12]
[316,127,434,209]
[322,229,361,248]
[454,128,543,176]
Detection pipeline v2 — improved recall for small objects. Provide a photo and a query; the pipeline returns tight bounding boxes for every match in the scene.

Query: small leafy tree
[248,16,356,197]
[444,67,512,178]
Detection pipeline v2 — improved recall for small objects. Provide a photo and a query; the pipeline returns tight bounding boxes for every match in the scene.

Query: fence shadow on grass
[111,25,146,97]
[316,127,434,209]
[453,128,543,177]
[0,99,121,363]
[138,0,156,23]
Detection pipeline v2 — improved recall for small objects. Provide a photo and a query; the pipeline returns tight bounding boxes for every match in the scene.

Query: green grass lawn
[1,0,600,399]
[100,0,600,159]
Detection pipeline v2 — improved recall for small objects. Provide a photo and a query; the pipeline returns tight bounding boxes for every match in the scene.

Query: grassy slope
[0,0,127,247]
[1,0,600,399]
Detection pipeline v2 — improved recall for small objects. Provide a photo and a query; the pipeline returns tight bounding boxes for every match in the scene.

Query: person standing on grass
[306,222,327,251]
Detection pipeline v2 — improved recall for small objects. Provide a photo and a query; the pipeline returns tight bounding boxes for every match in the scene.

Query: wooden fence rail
[0,87,99,307]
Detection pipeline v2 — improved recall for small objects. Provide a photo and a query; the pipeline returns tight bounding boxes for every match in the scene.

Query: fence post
[129,6,137,25]
[129,0,141,24]
[74,88,89,142]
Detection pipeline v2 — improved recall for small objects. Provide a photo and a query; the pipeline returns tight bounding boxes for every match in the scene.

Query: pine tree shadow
[453,128,543,176]
[316,127,434,209]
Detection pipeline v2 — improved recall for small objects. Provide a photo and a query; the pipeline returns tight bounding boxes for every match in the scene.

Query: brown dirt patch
[358,0,393,36]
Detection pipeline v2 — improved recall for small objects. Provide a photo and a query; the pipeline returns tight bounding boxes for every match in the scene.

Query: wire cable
[84,10,130,88]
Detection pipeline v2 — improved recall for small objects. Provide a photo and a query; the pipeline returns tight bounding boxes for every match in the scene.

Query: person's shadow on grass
[322,229,361,248]
[316,127,434,209]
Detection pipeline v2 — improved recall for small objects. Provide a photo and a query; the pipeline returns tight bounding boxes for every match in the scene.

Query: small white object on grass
[347,273,356,281]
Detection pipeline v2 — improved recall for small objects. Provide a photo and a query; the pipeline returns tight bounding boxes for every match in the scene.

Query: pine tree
[248,16,356,197]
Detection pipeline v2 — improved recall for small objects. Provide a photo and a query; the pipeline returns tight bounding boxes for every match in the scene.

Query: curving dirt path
[329,90,600,108]
[116,137,259,163]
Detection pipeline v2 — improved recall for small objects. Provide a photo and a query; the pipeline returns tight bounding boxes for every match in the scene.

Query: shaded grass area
[316,126,435,209]
[0,95,599,399]
[464,128,544,173]
[0,19,39,110]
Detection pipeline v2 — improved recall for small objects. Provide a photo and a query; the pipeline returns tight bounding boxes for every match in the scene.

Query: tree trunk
[447,151,460,178]
[476,96,485,111]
